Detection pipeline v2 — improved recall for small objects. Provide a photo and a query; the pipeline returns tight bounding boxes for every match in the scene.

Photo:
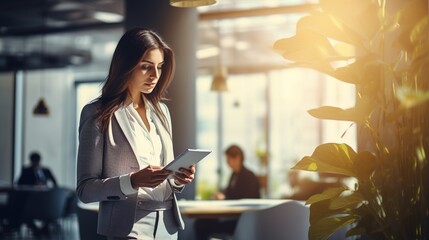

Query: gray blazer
[76,101,184,237]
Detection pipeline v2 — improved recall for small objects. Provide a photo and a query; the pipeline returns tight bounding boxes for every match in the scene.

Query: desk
[77,199,289,219]
[178,199,289,219]
[0,185,62,234]
[0,185,51,205]
[0,185,51,192]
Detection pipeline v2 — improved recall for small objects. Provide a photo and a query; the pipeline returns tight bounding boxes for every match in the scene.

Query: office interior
[2,0,419,239]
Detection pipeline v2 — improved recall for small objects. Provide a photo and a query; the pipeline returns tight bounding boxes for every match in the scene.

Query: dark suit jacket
[223,166,260,200]
[17,166,57,187]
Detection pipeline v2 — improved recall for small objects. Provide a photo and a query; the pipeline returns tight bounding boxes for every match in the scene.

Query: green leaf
[395,0,429,52]
[396,0,428,28]
[410,16,429,45]
[306,186,347,205]
[296,13,365,49]
[330,54,383,85]
[292,156,356,177]
[309,214,360,240]
[354,151,377,178]
[345,226,366,237]
[308,96,374,123]
[396,86,429,108]
[307,190,363,227]
[292,143,357,177]
[330,192,365,210]
[309,199,348,225]
[308,106,360,122]
[273,29,343,63]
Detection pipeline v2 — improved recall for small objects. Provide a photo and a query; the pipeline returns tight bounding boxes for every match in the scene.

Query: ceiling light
[196,46,219,59]
[170,0,216,7]
[93,11,123,23]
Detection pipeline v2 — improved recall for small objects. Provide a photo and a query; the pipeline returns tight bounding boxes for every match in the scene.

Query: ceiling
[0,0,123,36]
[0,0,316,75]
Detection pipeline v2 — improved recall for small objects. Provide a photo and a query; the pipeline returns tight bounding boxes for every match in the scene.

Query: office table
[178,199,289,219]
[0,185,51,205]
[78,199,290,219]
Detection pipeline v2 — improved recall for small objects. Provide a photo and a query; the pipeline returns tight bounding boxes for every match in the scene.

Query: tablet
[165,148,211,176]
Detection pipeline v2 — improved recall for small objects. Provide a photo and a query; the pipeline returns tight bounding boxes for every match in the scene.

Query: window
[195,69,356,199]
[75,81,103,146]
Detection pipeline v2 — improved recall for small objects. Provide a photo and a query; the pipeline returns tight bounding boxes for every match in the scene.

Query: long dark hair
[96,28,175,133]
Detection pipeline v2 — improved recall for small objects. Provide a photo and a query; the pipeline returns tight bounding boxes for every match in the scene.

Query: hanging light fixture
[33,0,49,116]
[211,22,228,92]
[211,65,228,92]
[33,98,49,115]
[170,0,216,7]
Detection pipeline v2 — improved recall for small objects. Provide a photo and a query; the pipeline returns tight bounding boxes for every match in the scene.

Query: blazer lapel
[113,107,140,162]
[113,103,174,167]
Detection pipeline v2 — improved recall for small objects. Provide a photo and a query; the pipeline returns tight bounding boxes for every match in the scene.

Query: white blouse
[119,103,172,201]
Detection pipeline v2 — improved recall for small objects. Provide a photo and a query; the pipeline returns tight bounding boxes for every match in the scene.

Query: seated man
[17,151,57,187]
[194,144,261,240]
[13,152,58,236]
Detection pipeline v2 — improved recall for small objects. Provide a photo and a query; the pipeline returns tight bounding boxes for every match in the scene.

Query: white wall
[21,69,75,188]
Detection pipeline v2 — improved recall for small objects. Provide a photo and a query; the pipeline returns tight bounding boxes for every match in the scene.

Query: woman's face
[128,48,165,95]
[226,155,242,172]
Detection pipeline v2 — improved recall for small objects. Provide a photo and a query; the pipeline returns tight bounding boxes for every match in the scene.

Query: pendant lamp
[210,22,228,92]
[33,0,50,116]
[170,0,216,7]
[211,65,228,92]
[33,98,49,115]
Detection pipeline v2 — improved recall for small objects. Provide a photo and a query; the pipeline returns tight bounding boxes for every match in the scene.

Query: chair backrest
[21,187,71,221]
[233,200,310,240]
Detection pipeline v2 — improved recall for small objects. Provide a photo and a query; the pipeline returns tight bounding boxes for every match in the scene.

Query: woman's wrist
[130,172,138,189]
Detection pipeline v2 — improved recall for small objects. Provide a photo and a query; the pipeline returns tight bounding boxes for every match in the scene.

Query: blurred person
[5,152,58,236]
[194,144,260,240]
[17,151,57,187]
[76,28,195,240]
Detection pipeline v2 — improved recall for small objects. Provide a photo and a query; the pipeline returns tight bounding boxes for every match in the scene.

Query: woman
[76,28,195,240]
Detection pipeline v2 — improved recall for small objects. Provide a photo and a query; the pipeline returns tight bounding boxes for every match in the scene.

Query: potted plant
[273,0,429,239]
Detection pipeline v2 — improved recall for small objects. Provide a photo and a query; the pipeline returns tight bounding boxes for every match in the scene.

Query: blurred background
[0,0,357,201]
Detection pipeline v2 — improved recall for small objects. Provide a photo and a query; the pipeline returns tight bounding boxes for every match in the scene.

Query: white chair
[232,200,310,240]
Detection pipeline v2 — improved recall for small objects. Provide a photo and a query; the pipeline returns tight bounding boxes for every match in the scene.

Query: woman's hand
[211,192,226,200]
[173,164,196,185]
[130,165,172,189]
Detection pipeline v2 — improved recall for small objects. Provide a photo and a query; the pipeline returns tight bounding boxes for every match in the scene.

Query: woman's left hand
[173,164,195,185]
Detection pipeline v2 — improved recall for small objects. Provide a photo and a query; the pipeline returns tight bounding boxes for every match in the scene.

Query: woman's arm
[76,103,128,203]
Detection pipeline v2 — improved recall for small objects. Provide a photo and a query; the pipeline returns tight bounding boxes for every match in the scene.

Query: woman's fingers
[173,165,196,184]
[131,165,171,188]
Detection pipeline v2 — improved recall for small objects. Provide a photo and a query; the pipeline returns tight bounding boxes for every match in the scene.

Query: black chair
[20,187,71,237]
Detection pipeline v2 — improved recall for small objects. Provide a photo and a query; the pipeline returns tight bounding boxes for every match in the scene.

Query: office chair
[20,187,71,237]
[232,200,310,240]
